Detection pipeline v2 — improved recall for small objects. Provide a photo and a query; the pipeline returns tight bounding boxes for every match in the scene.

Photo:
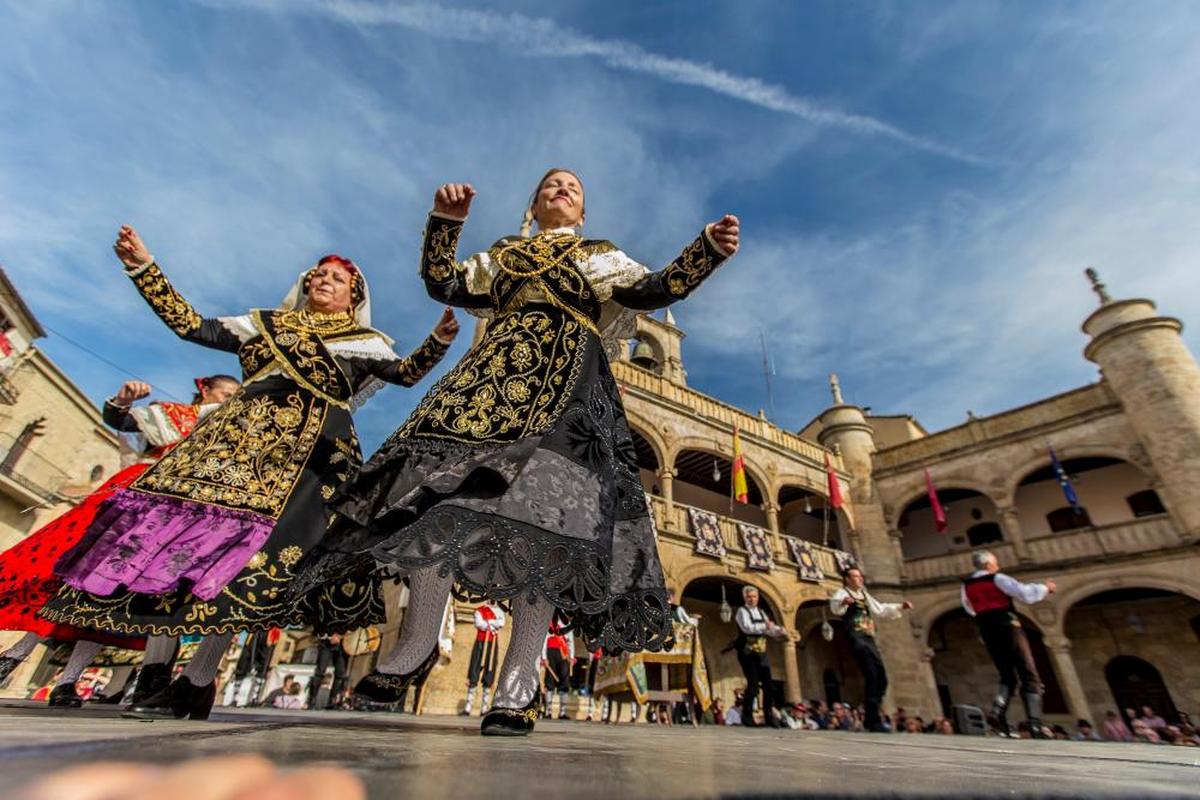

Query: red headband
[316,254,359,275]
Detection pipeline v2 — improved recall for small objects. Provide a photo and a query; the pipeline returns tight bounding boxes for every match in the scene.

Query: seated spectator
[938,718,954,736]
[904,717,923,734]
[272,682,303,710]
[1072,719,1102,741]
[1101,710,1133,742]
[810,701,830,731]
[1051,724,1070,740]
[1131,719,1162,744]
[892,707,907,733]
[710,698,725,726]
[831,702,852,731]
[259,675,297,708]
[724,698,743,726]
[1138,705,1167,730]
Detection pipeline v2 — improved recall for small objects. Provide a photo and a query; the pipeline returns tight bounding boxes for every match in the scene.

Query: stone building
[406,273,1199,726]
[0,269,124,692]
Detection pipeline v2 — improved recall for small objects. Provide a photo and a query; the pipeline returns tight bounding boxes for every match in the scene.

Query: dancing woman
[39,226,458,719]
[293,169,739,735]
[0,376,238,707]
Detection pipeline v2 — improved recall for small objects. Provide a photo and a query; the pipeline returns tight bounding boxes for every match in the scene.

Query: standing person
[0,375,238,707]
[961,549,1056,738]
[734,586,792,728]
[293,170,739,736]
[40,225,457,721]
[828,566,913,733]
[542,617,574,720]
[307,633,349,710]
[461,600,506,716]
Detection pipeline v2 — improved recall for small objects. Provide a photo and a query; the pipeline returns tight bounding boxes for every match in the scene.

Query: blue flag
[1049,445,1083,514]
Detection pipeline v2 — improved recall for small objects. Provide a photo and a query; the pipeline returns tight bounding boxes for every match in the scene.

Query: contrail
[199,0,988,165]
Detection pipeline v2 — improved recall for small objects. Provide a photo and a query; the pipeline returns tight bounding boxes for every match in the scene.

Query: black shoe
[0,655,20,686]
[353,647,438,706]
[557,712,569,720]
[123,677,215,721]
[481,694,540,737]
[47,684,82,708]
[126,663,172,708]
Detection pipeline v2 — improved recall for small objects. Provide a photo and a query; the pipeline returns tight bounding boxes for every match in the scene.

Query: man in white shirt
[961,549,1056,738]
[734,585,793,728]
[828,567,912,732]
[461,601,506,716]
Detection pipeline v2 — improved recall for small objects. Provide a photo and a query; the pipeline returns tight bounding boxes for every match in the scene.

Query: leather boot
[987,686,1014,737]
[1023,691,1049,739]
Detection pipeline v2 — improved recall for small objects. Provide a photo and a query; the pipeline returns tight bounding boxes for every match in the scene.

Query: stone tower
[815,374,941,715]
[1082,270,1200,541]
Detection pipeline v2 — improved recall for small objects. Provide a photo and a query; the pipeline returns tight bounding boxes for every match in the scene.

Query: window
[1046,506,1092,533]
[967,522,1003,547]
[1126,490,1166,518]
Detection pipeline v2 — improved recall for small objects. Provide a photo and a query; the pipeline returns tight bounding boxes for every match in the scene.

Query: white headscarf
[279,259,375,330]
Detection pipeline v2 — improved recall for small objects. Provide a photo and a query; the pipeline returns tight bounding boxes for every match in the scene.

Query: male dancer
[962,549,1056,738]
[461,600,505,716]
[828,567,913,732]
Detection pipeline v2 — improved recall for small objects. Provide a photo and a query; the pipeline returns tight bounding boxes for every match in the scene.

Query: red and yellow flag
[732,425,749,504]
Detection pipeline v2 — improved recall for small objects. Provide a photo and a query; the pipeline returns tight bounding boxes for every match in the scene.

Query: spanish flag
[731,425,749,504]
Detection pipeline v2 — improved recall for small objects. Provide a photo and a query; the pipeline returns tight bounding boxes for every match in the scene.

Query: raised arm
[420,184,494,310]
[353,308,458,388]
[102,380,152,433]
[114,226,243,352]
[610,215,740,310]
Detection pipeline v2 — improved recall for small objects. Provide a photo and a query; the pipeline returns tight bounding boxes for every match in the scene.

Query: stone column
[657,466,676,530]
[780,629,803,704]
[1043,635,1092,722]
[996,505,1032,562]
[888,529,908,580]
[763,501,783,557]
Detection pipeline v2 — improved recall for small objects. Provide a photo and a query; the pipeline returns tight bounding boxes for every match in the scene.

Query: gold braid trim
[129,262,203,337]
[662,230,728,299]
[422,215,465,283]
[252,311,353,409]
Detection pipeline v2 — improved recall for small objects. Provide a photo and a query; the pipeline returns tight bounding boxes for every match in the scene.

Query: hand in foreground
[113,225,152,270]
[10,754,364,800]
[433,183,476,219]
[842,595,856,607]
[114,381,152,406]
[433,307,460,342]
[708,214,740,256]
[901,601,915,610]
[1045,579,1057,594]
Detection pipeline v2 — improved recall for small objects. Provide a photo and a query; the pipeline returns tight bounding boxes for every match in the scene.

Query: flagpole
[759,331,776,422]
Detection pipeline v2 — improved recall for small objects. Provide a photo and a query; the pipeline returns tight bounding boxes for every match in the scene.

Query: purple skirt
[54,488,274,601]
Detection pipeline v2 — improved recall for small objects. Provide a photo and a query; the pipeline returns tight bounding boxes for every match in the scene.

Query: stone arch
[672,562,790,619]
[1055,574,1200,633]
[623,410,668,470]
[668,436,773,499]
[1004,447,1152,509]
[888,482,1000,532]
[894,485,1004,560]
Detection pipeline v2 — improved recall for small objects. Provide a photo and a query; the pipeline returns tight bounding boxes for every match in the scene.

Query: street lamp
[719,584,733,623]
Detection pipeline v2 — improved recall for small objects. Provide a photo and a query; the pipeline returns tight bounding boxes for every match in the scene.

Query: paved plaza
[0,702,1197,799]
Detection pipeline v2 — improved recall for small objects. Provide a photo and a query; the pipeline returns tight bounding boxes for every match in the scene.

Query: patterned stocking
[375,565,454,676]
[142,634,177,667]
[1,632,41,661]
[55,641,102,687]
[490,595,555,710]
[181,633,233,687]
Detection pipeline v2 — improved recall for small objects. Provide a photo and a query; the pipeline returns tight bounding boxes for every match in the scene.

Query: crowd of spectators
[693,696,1200,744]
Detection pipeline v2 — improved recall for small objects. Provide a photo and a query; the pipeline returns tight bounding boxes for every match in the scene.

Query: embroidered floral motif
[662,232,725,298]
[278,546,303,567]
[422,216,465,282]
[133,391,326,519]
[246,551,268,570]
[396,310,585,444]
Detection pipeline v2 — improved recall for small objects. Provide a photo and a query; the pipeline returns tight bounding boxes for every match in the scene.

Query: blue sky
[2,0,1198,451]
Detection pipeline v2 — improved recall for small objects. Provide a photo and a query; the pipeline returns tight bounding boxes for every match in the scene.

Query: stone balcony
[647,494,844,590]
[901,514,1183,585]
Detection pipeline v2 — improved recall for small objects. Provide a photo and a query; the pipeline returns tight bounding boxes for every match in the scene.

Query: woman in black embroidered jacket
[40,225,458,719]
[293,169,739,735]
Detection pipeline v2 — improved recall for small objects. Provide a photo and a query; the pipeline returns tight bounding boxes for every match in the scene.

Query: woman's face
[533,171,584,229]
[307,262,355,313]
[200,379,239,405]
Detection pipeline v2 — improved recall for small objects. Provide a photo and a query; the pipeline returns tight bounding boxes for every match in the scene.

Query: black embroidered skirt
[40,376,384,636]
[293,305,673,654]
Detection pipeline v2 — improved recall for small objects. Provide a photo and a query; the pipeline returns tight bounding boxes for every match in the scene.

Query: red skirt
[0,464,149,648]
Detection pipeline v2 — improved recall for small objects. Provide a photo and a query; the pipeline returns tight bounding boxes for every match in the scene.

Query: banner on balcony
[687,507,726,559]
[643,490,659,540]
[738,523,774,571]
[786,538,824,582]
[833,549,859,576]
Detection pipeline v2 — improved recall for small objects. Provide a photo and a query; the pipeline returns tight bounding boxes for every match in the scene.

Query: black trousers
[847,631,888,730]
[309,641,348,708]
[545,649,570,693]
[466,637,499,688]
[737,650,774,723]
[979,621,1043,696]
